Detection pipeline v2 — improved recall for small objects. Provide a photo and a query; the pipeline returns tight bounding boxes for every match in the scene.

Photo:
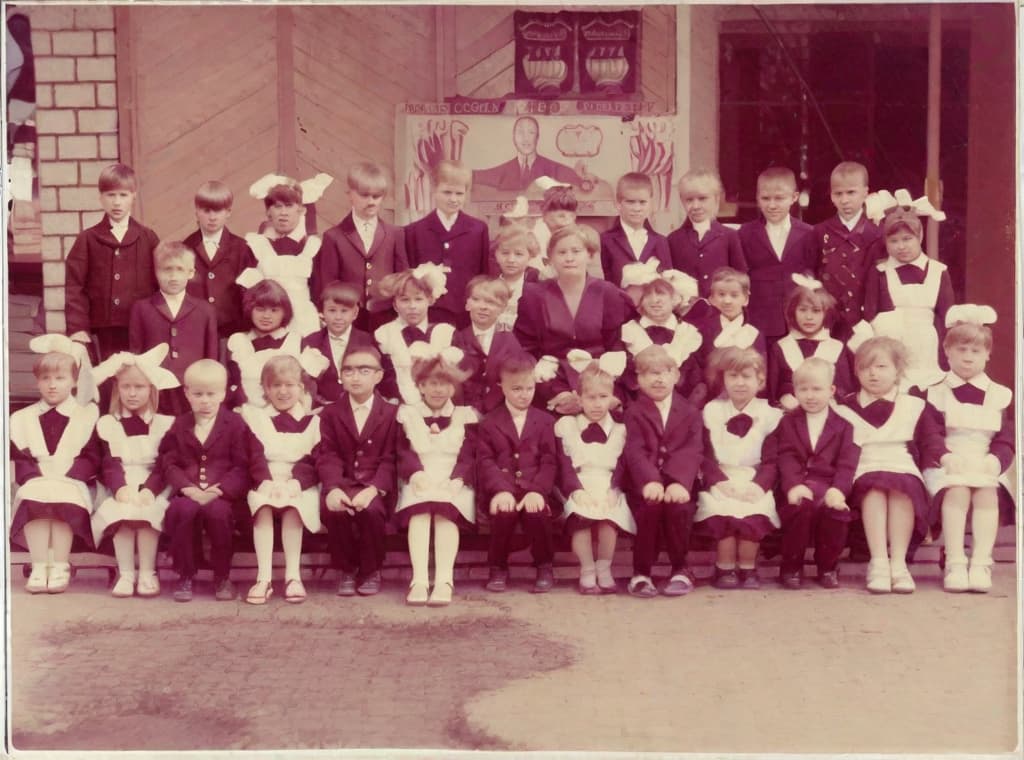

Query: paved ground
[6,562,1020,755]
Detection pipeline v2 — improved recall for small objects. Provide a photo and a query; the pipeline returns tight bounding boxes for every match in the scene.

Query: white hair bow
[249,173,290,200]
[534,355,560,383]
[299,347,331,378]
[408,338,464,366]
[503,196,530,220]
[661,269,699,304]
[864,188,947,225]
[248,172,334,203]
[92,344,180,390]
[566,349,627,379]
[29,334,97,405]
[620,259,661,288]
[410,263,449,302]
[235,267,267,289]
[846,320,875,353]
[945,303,997,328]
[533,176,572,192]
[791,272,824,291]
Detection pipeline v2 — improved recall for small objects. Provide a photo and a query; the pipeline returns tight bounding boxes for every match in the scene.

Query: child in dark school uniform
[477,353,559,594]
[623,345,703,599]
[776,357,860,590]
[600,172,672,289]
[453,276,523,414]
[697,267,767,374]
[491,223,541,330]
[302,281,376,408]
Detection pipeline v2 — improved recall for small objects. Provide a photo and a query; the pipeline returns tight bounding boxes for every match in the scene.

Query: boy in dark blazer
[312,161,409,333]
[600,172,672,289]
[65,163,160,360]
[453,276,524,413]
[182,180,256,344]
[129,242,219,415]
[159,360,271,602]
[776,358,860,589]
[477,352,558,593]
[623,345,704,598]
[316,346,398,597]
[738,167,818,341]
[301,281,376,408]
[404,160,490,329]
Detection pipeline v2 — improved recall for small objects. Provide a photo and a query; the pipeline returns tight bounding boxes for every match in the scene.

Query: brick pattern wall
[23,5,118,334]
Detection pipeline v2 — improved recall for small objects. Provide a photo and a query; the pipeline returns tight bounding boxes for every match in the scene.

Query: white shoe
[890,564,916,594]
[866,559,891,594]
[943,561,969,593]
[47,563,71,594]
[136,572,161,597]
[406,582,429,606]
[428,581,453,607]
[112,572,136,598]
[26,565,48,594]
[968,561,992,593]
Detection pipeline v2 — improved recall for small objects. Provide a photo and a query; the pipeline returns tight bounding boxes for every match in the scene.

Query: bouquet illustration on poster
[398,106,676,222]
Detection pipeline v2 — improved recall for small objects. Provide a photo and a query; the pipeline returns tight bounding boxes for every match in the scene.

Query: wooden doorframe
[113,7,141,218]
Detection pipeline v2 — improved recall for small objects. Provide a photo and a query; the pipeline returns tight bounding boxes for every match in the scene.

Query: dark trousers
[488,510,554,569]
[631,498,695,577]
[321,499,387,576]
[164,496,234,579]
[779,501,849,574]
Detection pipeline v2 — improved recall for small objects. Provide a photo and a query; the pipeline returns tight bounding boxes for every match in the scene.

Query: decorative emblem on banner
[579,13,638,96]
[515,12,575,98]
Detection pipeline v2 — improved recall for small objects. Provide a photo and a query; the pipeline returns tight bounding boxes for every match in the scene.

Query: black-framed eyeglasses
[341,366,381,377]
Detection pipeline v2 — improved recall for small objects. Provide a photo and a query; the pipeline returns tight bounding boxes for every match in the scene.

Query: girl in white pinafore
[10,335,100,594]
[91,344,180,598]
[395,346,478,607]
[922,306,1015,593]
[555,355,636,594]
[241,355,323,605]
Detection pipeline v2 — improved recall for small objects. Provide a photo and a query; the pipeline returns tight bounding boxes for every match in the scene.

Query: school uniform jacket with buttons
[158,406,270,501]
[599,218,672,289]
[301,326,377,405]
[64,217,160,334]
[312,213,409,314]
[622,393,703,495]
[316,391,398,501]
[129,292,219,381]
[404,210,491,323]
[182,227,256,338]
[667,219,747,298]
[813,213,883,333]
[737,215,818,338]
[452,326,523,413]
[476,406,558,502]
[776,407,860,498]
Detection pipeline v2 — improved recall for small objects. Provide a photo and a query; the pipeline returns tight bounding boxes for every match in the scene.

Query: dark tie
[121,415,149,437]
[423,416,452,431]
[895,264,926,285]
[272,413,307,434]
[645,325,674,345]
[402,325,429,345]
[271,237,304,256]
[40,407,70,455]
[796,338,818,358]
[725,413,753,438]
[861,398,895,427]
[251,334,286,352]
[951,383,985,405]
[580,422,608,444]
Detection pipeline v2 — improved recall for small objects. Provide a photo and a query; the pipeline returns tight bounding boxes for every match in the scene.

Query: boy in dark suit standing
[453,276,523,413]
[776,358,860,589]
[312,162,409,333]
[129,242,218,414]
[302,281,376,408]
[317,346,398,597]
[600,172,672,289]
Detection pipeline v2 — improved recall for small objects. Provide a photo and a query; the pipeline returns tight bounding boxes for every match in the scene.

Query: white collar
[202,229,223,246]
[354,214,378,229]
[728,399,755,415]
[117,409,155,424]
[946,371,990,391]
[474,323,496,339]
[328,326,353,342]
[640,314,678,330]
[654,394,673,414]
[719,312,745,329]
[39,396,79,417]
[436,209,459,230]
[621,219,647,235]
[163,290,186,309]
[274,402,307,421]
[888,254,927,271]
[858,387,898,406]
[350,394,374,412]
[415,399,455,418]
[840,209,863,230]
[248,327,288,340]
[501,273,526,292]
[788,327,829,342]
[109,215,130,232]
[194,413,217,429]
[266,226,305,244]
[805,407,829,424]
[692,218,711,236]
[578,413,612,434]
[506,401,528,419]
[766,216,791,233]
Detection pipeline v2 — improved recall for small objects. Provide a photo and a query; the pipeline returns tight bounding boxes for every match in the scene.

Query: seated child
[183,180,256,342]
[65,163,160,359]
[10,336,100,593]
[491,223,541,330]
[555,358,636,594]
[159,359,270,602]
[834,337,948,594]
[923,306,1014,593]
[477,352,558,593]
[623,345,703,598]
[620,261,705,405]
[776,357,860,589]
[129,241,218,415]
[91,345,180,597]
[396,348,478,606]
[404,159,490,328]
[317,346,398,597]
[767,273,855,410]
[374,265,455,404]
[697,267,767,371]
[667,168,747,297]
[241,356,322,605]
[313,161,409,333]
[813,161,882,339]
[695,347,783,589]
[600,172,672,289]
[453,276,523,413]
[301,280,376,408]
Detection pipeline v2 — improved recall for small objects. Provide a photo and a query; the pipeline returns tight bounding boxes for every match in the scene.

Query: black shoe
[173,577,193,603]
[779,570,802,590]
[738,568,761,590]
[818,570,840,589]
[712,567,739,590]
[214,577,237,601]
[356,571,382,596]
[336,571,357,597]
[485,567,508,592]
[532,565,554,594]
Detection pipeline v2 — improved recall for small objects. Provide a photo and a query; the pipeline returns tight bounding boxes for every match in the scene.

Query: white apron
[555,415,636,534]
[835,394,925,481]
[374,320,456,405]
[245,233,322,337]
[228,331,303,411]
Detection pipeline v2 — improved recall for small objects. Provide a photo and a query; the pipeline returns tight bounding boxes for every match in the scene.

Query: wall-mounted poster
[396,102,675,223]
[514,11,575,99]
[578,12,639,96]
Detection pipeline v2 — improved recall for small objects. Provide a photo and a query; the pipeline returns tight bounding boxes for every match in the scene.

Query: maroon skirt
[694,513,777,542]
[9,499,94,550]
[394,501,472,531]
[850,471,934,539]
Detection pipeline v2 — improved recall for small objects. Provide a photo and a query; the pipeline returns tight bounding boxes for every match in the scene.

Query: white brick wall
[18,6,119,332]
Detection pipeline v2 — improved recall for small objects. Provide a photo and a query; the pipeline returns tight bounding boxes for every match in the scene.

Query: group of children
[10,156,1013,605]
